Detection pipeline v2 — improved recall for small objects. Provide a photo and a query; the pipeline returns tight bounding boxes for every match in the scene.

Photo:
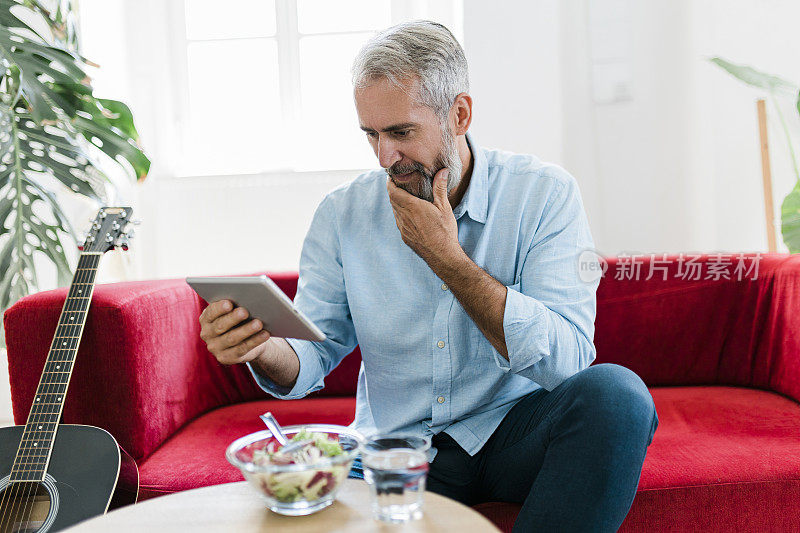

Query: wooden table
[63,480,501,532]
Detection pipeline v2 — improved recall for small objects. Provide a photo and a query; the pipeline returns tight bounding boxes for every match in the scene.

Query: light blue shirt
[249,134,599,456]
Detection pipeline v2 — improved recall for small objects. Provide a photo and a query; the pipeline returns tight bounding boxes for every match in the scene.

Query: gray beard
[387,127,463,202]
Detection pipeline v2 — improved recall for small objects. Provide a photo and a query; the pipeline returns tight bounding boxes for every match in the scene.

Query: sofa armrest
[760,254,800,403]
[3,276,281,461]
[594,253,800,401]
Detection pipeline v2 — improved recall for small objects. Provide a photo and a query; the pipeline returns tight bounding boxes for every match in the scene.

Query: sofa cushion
[137,398,356,500]
[474,386,800,532]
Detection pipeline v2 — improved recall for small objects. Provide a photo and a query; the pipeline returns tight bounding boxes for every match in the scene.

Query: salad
[251,430,349,503]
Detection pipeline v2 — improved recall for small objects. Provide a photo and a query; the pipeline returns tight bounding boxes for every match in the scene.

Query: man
[199,21,657,532]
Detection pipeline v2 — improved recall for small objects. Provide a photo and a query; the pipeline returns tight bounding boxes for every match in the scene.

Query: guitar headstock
[78,207,136,253]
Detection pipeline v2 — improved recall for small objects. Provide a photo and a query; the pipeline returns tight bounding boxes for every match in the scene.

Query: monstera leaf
[0,107,76,309]
[0,0,149,332]
[50,82,150,179]
[0,8,87,121]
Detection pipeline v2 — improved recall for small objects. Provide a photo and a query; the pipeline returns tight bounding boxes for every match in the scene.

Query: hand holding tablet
[188,276,326,346]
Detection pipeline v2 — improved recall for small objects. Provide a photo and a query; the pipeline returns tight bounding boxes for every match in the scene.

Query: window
[175,0,463,176]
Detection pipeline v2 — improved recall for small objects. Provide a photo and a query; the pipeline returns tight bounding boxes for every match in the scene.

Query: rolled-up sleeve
[497,171,599,391]
[248,194,358,399]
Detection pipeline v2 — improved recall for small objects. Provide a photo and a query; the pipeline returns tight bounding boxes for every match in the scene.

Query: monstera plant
[711,57,800,253]
[0,0,148,335]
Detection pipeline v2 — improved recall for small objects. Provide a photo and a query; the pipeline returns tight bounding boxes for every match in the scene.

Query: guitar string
[0,254,85,531]
[7,255,90,530]
[24,255,97,527]
[15,255,95,530]
[8,254,97,530]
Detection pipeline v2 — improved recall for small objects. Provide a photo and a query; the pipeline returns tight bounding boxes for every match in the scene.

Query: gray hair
[351,20,469,120]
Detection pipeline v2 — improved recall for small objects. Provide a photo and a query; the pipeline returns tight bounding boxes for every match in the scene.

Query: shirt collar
[452,132,488,224]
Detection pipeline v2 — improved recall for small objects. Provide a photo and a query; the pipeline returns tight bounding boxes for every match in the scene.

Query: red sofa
[5,253,800,531]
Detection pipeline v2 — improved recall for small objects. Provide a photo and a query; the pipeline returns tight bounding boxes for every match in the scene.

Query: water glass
[362,435,431,523]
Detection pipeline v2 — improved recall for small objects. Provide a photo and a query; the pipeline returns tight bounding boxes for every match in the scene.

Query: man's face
[355,77,461,202]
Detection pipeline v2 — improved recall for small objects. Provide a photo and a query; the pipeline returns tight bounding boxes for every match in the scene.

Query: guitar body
[0,424,136,533]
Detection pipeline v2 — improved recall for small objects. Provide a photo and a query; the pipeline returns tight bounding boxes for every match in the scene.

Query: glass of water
[362,435,431,523]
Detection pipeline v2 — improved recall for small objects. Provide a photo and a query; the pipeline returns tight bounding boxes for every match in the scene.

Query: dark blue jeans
[351,364,658,532]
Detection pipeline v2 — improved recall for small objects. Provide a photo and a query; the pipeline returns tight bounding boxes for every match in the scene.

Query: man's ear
[451,93,472,136]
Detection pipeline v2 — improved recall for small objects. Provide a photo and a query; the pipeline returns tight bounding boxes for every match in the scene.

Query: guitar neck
[10,252,102,482]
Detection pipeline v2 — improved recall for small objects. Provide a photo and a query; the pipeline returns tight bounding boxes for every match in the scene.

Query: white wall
[82,0,800,278]
[564,0,699,255]
[689,0,799,253]
[140,171,357,278]
[467,0,800,256]
[463,0,563,163]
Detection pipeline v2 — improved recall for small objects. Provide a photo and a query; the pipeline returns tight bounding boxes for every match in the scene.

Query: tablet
[186,276,326,342]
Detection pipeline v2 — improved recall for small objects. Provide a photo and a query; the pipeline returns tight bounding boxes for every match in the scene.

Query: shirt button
[437,340,445,349]
[441,283,448,291]
[437,396,445,404]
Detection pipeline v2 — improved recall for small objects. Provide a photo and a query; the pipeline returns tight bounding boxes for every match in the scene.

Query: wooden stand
[757,99,778,252]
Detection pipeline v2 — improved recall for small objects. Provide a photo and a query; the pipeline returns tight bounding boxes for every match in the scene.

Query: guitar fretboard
[10,253,101,482]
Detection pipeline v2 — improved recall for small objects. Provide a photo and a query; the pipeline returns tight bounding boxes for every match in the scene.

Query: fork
[259,412,314,461]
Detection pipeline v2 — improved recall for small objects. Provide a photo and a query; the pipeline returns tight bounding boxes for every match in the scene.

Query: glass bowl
[226,424,364,516]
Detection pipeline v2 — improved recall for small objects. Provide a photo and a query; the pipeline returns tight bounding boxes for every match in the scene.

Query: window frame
[165,0,463,178]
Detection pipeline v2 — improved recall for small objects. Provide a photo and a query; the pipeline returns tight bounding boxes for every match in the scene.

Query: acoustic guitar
[0,207,139,533]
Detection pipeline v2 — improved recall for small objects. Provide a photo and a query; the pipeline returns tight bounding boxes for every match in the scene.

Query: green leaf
[49,84,151,180]
[0,1,47,44]
[73,116,149,180]
[0,106,75,310]
[13,105,109,199]
[781,181,800,254]
[96,99,139,141]
[0,24,90,122]
[16,0,82,51]
[709,57,798,95]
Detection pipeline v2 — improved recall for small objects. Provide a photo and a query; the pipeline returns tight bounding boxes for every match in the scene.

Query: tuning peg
[131,219,142,226]
[81,235,94,251]
[125,228,135,239]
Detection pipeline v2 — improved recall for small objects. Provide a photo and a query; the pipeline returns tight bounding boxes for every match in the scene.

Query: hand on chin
[386,168,459,265]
